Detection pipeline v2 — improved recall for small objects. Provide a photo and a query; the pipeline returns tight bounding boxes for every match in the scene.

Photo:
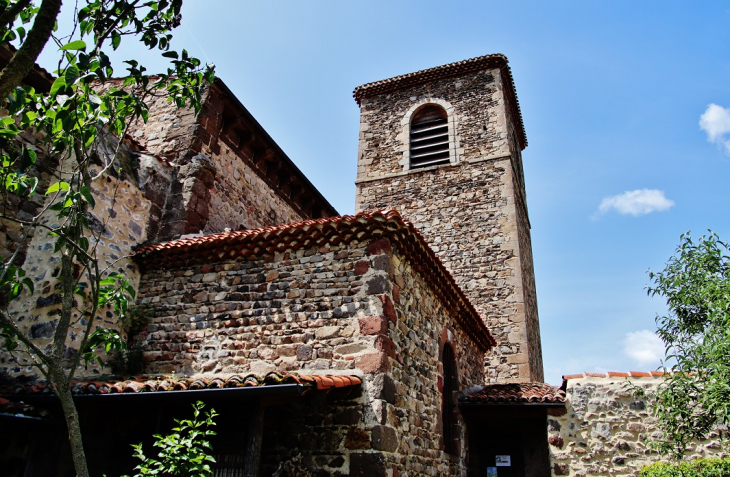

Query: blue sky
[41,1,730,385]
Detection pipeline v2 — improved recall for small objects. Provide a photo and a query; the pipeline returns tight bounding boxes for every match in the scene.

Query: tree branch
[0,0,32,31]
[0,0,62,102]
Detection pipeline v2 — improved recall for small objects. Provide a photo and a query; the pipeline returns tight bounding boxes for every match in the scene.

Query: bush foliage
[640,457,730,477]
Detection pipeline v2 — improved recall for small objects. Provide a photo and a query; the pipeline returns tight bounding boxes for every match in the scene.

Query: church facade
[1,53,651,476]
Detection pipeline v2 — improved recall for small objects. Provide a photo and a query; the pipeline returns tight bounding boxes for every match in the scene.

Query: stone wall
[0,140,160,378]
[136,233,486,476]
[549,374,728,477]
[355,66,542,383]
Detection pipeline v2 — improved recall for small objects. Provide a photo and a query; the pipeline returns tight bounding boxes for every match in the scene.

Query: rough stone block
[371,373,396,403]
[350,452,386,477]
[356,352,390,374]
[366,238,392,257]
[378,295,397,323]
[358,315,388,335]
[354,260,370,275]
[344,427,370,449]
[371,425,398,452]
[296,344,313,361]
[375,335,396,360]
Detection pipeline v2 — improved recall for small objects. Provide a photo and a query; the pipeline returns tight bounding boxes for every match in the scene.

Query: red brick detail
[650,370,666,377]
[585,372,606,377]
[392,285,400,303]
[547,407,567,416]
[379,295,397,323]
[354,260,370,276]
[358,316,388,336]
[366,237,392,257]
[375,335,397,360]
[356,352,391,374]
[607,372,630,377]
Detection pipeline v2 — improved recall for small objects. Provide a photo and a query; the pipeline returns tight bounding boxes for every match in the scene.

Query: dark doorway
[462,406,551,477]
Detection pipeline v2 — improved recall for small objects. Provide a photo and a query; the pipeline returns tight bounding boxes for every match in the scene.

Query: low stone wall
[549,373,728,477]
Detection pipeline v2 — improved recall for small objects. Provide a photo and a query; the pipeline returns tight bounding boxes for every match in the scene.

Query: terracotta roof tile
[629,371,652,377]
[353,54,527,150]
[562,371,670,382]
[4,372,362,398]
[460,383,565,405]
[0,396,50,419]
[133,210,496,351]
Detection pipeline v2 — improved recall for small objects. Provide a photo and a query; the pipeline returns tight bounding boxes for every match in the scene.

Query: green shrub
[640,457,730,477]
[124,401,218,477]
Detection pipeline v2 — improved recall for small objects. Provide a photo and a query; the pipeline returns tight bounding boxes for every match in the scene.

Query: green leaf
[50,76,66,96]
[64,65,80,85]
[80,186,96,208]
[45,181,70,195]
[61,40,87,51]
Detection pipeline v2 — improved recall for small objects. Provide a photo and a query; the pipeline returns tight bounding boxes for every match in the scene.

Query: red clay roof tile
[629,371,652,377]
[133,210,496,351]
[460,383,565,405]
[5,372,362,398]
[352,54,527,150]
[562,371,669,382]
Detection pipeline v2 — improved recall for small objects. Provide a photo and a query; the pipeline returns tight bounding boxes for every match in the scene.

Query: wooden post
[243,403,266,477]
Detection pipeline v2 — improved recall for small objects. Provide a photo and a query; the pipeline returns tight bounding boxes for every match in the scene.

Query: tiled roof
[562,371,668,381]
[460,383,566,405]
[0,396,50,419]
[4,373,362,397]
[352,54,527,150]
[133,210,497,351]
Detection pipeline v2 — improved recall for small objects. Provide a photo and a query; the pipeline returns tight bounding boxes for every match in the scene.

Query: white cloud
[596,189,675,217]
[699,103,730,155]
[623,330,665,367]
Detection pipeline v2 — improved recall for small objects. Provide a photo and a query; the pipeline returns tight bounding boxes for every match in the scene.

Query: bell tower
[353,54,543,383]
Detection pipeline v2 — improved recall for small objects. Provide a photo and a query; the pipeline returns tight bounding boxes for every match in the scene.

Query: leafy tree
[646,231,730,457]
[126,401,218,477]
[0,1,214,476]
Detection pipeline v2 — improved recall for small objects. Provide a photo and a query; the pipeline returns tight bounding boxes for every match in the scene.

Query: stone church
[6,52,718,477]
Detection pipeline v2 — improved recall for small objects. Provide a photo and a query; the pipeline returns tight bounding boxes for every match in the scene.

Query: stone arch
[399,98,460,171]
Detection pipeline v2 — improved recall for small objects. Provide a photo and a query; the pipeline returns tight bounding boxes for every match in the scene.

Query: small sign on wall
[487,467,498,476]
[495,455,511,467]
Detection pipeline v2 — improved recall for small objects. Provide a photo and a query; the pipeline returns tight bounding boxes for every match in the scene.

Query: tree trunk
[51,369,90,477]
[0,0,62,102]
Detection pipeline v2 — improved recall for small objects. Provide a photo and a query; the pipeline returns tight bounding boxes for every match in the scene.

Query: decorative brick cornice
[353,54,528,150]
[133,210,496,351]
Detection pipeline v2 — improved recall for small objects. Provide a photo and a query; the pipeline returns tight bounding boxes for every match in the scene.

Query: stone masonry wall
[194,87,304,233]
[355,67,542,383]
[549,375,728,477]
[0,142,159,379]
[136,235,486,476]
[126,85,305,240]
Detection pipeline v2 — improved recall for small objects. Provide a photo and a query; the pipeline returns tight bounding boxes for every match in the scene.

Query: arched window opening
[410,105,450,168]
[442,343,459,455]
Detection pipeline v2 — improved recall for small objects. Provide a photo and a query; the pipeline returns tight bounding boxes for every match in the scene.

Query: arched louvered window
[410,105,450,168]
[442,343,459,455]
